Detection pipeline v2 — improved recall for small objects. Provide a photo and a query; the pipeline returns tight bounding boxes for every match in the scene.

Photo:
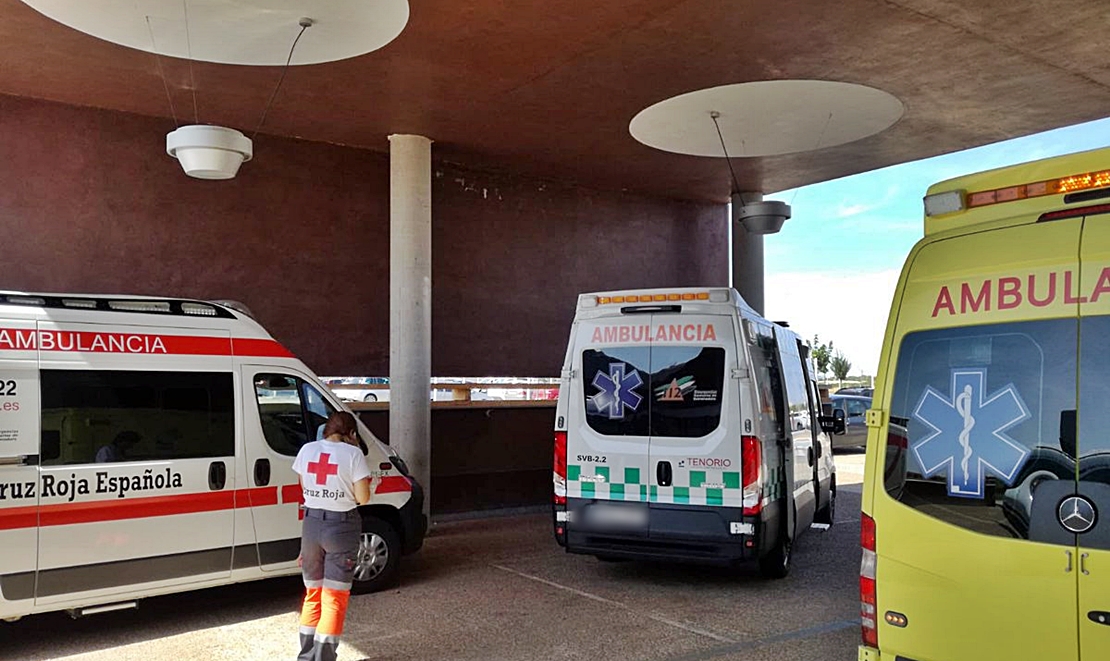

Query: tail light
[861,512,878,648]
[741,435,762,515]
[553,431,567,506]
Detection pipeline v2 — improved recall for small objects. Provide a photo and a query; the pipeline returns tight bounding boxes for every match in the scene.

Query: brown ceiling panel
[2,0,1109,202]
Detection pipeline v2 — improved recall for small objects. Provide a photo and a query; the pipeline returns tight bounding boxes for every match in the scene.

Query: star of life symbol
[912,368,1032,499]
[588,362,644,420]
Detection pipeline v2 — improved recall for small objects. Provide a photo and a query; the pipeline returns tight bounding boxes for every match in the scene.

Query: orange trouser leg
[300,587,323,628]
[317,587,351,637]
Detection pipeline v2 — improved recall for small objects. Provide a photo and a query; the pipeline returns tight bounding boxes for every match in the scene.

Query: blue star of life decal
[912,368,1032,499]
[588,362,644,420]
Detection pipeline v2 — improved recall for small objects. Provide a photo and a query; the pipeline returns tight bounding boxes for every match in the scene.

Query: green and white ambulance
[552,287,835,577]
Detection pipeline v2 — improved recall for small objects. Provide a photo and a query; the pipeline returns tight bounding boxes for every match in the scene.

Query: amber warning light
[925,168,1110,216]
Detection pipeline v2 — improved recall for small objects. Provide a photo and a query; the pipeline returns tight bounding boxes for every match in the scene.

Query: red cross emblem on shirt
[306,453,339,485]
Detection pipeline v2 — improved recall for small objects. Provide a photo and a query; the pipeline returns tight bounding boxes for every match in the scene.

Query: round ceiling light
[630,80,904,158]
[166,125,253,180]
[20,0,409,66]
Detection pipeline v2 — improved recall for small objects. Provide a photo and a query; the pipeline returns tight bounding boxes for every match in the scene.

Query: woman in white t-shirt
[291,411,375,661]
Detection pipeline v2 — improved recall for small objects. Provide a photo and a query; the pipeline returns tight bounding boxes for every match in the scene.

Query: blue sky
[761,116,1110,377]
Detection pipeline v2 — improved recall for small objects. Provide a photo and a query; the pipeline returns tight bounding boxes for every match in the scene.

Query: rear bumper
[565,530,753,564]
[560,499,761,565]
[398,479,428,555]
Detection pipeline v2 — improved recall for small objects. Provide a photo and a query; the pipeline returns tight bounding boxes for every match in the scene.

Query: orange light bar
[596,292,712,305]
[966,168,1110,209]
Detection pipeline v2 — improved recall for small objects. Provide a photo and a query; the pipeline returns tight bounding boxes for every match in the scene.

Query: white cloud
[762,269,901,376]
[835,202,877,218]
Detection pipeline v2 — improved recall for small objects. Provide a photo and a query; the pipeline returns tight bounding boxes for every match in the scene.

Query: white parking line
[491,564,737,643]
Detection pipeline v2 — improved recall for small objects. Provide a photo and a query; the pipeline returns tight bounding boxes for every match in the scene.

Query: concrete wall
[0,94,727,377]
[359,406,553,515]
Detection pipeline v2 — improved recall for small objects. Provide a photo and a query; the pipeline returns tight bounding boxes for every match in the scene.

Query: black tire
[815,478,836,526]
[363,393,378,402]
[351,516,401,594]
[758,515,793,579]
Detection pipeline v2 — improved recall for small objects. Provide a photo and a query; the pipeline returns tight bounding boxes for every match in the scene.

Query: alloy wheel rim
[354,532,389,581]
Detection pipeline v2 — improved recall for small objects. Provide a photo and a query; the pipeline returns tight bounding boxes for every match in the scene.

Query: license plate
[584,503,648,528]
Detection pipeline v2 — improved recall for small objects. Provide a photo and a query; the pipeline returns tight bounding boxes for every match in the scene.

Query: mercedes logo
[1058,496,1097,534]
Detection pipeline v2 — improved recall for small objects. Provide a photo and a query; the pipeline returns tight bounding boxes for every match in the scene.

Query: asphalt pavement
[6,451,868,661]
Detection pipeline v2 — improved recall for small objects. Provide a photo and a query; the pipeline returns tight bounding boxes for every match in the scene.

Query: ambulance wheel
[758,521,792,579]
[351,517,401,594]
[815,479,836,526]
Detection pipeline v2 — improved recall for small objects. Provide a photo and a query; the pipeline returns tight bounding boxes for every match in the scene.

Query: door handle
[1066,550,1073,573]
[1082,552,1090,576]
[1088,612,1110,626]
[254,458,271,486]
[657,461,673,487]
[0,455,39,467]
[208,461,227,491]
[807,447,815,467]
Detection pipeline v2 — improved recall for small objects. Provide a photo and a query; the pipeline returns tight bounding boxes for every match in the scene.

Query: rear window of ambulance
[582,346,725,438]
[884,319,1074,539]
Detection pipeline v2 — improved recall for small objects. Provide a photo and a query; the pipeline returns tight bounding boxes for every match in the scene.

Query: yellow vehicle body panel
[863,145,1110,661]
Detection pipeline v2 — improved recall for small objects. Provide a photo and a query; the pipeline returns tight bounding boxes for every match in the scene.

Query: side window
[302,381,337,442]
[745,321,785,441]
[845,399,867,417]
[778,351,812,432]
[41,370,234,465]
[254,374,310,456]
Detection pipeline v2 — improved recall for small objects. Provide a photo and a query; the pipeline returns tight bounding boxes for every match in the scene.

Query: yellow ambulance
[861,146,1110,660]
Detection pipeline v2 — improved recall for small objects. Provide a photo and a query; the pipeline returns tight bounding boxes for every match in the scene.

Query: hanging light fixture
[21,1,411,180]
[166,125,253,180]
[164,17,313,180]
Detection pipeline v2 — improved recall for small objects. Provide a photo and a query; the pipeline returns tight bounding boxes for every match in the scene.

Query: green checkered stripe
[566,465,743,507]
[763,465,787,502]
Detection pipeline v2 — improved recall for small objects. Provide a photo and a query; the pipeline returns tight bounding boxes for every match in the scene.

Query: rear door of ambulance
[646,313,738,544]
[0,315,40,618]
[566,308,738,548]
[566,316,653,540]
[873,217,1083,660]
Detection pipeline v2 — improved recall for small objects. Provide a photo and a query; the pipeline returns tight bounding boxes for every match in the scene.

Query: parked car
[824,393,871,449]
[322,376,390,402]
[835,386,873,397]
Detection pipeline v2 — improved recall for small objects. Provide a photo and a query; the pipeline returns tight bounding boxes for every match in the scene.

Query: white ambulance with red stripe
[553,288,836,577]
[0,292,425,621]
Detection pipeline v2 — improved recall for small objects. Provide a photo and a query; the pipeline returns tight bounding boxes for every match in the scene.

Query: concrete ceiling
[3,0,1109,202]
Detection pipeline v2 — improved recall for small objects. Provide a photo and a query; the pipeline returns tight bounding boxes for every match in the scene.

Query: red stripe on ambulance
[0,328,292,358]
[0,487,291,530]
[376,476,413,494]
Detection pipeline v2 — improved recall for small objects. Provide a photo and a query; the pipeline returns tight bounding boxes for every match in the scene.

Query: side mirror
[818,415,845,435]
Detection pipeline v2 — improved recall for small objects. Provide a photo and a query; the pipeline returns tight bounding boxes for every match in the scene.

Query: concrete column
[388,134,432,519]
[731,192,765,316]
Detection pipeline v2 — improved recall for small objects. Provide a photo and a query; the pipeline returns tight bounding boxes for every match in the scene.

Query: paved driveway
[6,452,868,661]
